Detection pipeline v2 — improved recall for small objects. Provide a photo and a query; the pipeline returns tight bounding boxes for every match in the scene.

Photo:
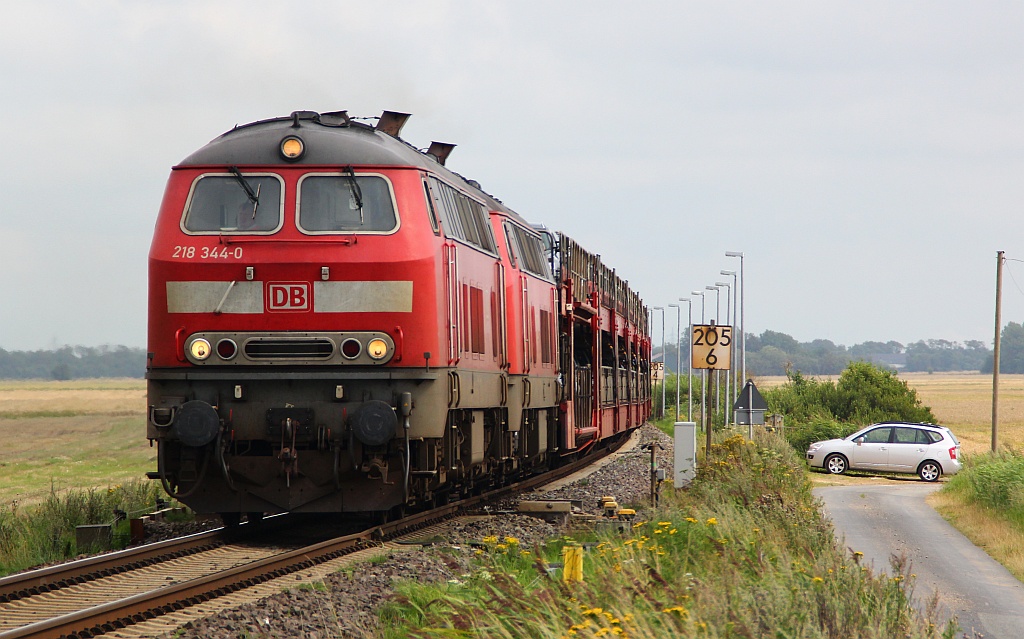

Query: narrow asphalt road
[815,482,1024,638]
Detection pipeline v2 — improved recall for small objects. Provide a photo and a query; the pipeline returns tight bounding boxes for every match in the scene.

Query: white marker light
[189,338,212,361]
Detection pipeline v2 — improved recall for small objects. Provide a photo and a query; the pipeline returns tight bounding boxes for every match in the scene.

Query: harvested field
[0,379,152,506]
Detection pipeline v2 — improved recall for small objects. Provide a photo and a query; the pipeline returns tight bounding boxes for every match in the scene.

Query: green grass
[0,480,166,576]
[0,415,156,505]
[375,432,958,638]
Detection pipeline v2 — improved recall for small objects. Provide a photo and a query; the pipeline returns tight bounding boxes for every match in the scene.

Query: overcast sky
[2,1,1023,352]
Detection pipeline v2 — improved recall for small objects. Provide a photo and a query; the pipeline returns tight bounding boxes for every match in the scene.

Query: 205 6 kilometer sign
[691,323,733,370]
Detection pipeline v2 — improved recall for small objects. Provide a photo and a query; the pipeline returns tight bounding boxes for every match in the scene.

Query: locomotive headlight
[279,136,305,161]
[189,338,212,361]
[366,338,389,360]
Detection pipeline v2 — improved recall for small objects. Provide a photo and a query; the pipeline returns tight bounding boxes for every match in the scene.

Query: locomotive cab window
[297,173,399,234]
[505,223,553,281]
[181,173,284,234]
[426,176,497,254]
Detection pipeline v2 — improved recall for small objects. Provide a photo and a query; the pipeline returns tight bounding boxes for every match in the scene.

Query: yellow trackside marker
[562,545,584,583]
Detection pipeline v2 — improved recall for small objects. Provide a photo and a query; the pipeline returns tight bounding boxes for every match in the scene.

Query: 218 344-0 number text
[172,246,243,259]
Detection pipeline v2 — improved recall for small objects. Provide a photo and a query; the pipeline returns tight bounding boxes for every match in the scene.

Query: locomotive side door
[443,240,461,366]
[496,220,525,433]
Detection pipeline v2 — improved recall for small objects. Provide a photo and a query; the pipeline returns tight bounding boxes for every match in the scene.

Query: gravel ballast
[163,423,674,639]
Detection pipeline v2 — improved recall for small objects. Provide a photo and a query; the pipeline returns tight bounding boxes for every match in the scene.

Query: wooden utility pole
[993,250,1004,453]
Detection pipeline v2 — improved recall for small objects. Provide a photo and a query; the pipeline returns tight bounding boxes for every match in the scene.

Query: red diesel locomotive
[146,110,651,522]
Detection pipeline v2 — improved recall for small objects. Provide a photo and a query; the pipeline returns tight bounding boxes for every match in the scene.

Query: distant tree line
[982,322,1024,373]
[8,324,1024,380]
[0,345,146,380]
[657,330,993,376]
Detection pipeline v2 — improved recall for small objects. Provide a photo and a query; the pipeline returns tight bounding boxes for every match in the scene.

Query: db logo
[267,282,310,312]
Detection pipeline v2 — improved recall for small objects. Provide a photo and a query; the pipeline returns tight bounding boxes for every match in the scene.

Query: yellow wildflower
[661,606,689,619]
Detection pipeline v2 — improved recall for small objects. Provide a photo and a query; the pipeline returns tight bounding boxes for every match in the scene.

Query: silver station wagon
[806,422,962,482]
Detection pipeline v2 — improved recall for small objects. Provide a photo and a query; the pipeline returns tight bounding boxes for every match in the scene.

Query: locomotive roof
[178,110,524,222]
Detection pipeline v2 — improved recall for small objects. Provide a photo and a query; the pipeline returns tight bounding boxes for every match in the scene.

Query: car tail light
[949,447,957,460]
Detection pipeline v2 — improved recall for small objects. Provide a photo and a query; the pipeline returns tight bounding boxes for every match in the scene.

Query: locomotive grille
[244,338,335,360]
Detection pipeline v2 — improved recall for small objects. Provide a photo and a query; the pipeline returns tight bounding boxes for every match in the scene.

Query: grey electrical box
[674,422,697,487]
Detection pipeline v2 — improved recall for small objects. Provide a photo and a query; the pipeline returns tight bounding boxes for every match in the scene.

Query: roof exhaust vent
[376,111,411,137]
[320,110,351,126]
[427,141,456,166]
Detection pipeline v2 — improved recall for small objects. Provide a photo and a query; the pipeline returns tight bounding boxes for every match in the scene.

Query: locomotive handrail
[216,236,358,245]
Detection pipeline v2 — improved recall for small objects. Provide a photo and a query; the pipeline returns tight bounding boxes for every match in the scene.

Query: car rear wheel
[824,454,847,475]
[918,461,941,482]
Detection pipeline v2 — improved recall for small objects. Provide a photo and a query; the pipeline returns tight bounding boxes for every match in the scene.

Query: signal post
[691,321,732,455]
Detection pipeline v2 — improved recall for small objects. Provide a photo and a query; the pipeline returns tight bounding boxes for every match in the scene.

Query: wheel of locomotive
[219,512,241,529]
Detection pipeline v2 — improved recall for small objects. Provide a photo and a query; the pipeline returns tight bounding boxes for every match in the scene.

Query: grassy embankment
[375,428,955,638]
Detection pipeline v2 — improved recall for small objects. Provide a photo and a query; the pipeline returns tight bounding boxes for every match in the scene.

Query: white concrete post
[674,421,697,487]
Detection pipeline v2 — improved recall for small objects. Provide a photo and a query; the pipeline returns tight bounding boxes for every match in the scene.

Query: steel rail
[0,528,224,604]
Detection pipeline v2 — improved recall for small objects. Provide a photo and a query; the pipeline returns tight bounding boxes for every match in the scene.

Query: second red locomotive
[146,110,651,522]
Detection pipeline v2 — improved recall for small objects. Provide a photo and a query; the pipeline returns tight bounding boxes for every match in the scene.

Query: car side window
[924,430,942,444]
[862,427,892,444]
[893,427,920,444]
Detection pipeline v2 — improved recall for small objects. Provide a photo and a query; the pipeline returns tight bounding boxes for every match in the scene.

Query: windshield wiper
[229,166,260,219]
[344,165,364,224]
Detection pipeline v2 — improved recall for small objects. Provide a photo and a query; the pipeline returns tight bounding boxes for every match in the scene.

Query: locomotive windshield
[297,174,398,234]
[182,173,283,234]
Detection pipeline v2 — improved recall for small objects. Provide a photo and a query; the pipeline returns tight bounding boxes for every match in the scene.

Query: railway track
[0,433,628,639]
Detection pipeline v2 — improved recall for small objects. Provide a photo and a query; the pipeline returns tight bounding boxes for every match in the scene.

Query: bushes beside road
[945,452,1024,525]
[764,362,937,454]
